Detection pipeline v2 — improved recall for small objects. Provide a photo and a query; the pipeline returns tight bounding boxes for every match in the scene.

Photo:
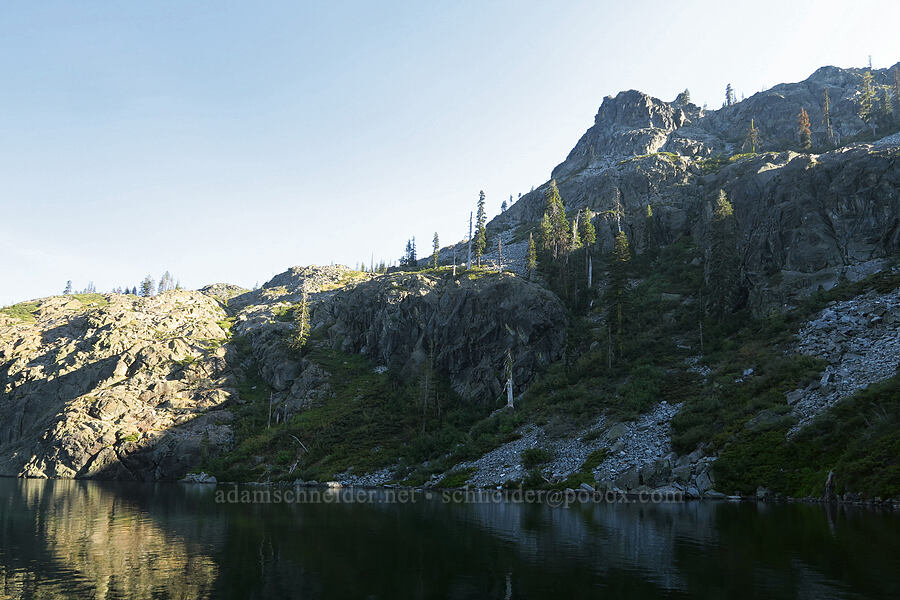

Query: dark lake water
[1,479,898,599]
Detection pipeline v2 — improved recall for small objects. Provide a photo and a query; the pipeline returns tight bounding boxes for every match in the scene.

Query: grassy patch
[0,301,40,323]
[696,155,728,173]
[71,293,109,308]
[436,467,476,488]
[619,151,680,165]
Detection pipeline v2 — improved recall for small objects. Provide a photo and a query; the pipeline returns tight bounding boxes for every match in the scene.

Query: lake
[0,479,897,599]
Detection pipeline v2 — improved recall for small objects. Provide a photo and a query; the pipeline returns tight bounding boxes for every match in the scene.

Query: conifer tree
[797,107,811,150]
[743,118,760,153]
[140,276,154,297]
[579,207,596,248]
[675,89,691,105]
[432,232,440,268]
[526,232,537,276]
[579,208,596,286]
[539,213,552,252]
[541,180,569,259]
[881,87,894,121]
[63,280,72,295]
[609,230,631,358]
[858,70,877,134]
[725,83,735,106]
[706,190,741,316]
[290,291,311,351]
[473,191,487,266]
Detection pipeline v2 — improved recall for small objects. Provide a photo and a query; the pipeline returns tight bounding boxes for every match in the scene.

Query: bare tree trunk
[587,250,592,287]
[505,349,514,408]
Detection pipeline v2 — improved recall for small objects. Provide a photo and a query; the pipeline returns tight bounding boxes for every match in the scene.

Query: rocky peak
[552,90,690,179]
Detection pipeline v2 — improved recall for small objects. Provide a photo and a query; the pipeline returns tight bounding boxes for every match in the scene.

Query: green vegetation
[618,151,679,165]
[204,343,492,484]
[0,301,41,323]
[71,293,109,307]
[436,467,476,488]
[697,155,729,173]
[520,447,553,468]
[715,374,900,498]
[473,191,487,266]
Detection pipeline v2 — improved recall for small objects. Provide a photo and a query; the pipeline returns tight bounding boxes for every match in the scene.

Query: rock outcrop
[233,268,569,413]
[320,271,567,400]
[490,64,900,311]
[0,292,236,480]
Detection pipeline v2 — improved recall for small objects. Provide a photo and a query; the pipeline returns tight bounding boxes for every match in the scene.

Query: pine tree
[797,107,811,150]
[823,88,834,146]
[675,88,691,105]
[609,231,631,358]
[140,276,154,297]
[63,280,72,295]
[501,196,509,212]
[858,70,877,134]
[432,232,440,269]
[473,191,487,266]
[579,207,596,247]
[725,83,735,106]
[542,180,569,260]
[881,87,894,121]
[289,291,311,351]
[539,213,552,251]
[526,232,537,276]
[706,190,741,316]
[580,208,596,286]
[743,118,760,153]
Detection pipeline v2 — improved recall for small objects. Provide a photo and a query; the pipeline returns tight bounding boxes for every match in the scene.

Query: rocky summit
[1,64,899,503]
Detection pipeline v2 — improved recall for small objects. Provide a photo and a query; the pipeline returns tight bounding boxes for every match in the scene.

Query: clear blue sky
[1,1,897,305]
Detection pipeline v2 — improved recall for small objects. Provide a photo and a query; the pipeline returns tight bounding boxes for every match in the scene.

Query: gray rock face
[0,292,236,480]
[491,64,900,312]
[319,271,567,401]
[229,266,568,434]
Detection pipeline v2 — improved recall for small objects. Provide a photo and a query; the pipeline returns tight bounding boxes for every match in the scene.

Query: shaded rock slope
[232,267,568,419]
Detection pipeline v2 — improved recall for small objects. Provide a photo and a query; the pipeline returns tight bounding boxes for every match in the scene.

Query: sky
[1,1,898,306]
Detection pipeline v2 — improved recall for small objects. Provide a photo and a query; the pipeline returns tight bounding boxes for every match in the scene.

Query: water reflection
[1,479,217,599]
[1,480,898,599]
